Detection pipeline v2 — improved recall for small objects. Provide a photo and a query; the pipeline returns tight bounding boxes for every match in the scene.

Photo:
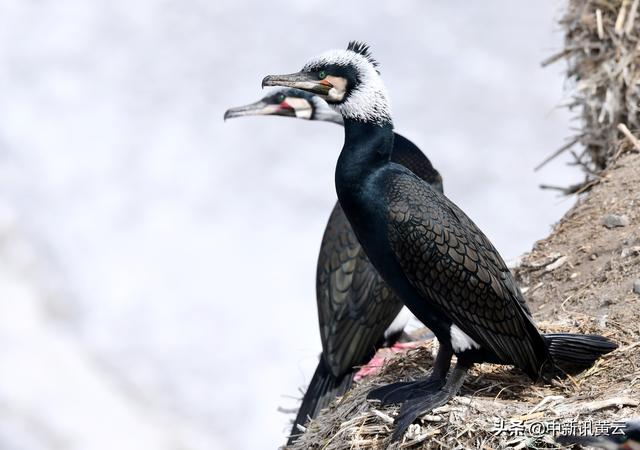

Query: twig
[421,414,444,422]
[617,123,640,152]
[626,0,640,34]
[540,48,573,68]
[539,179,595,195]
[401,426,442,448]
[527,395,565,415]
[616,341,640,353]
[554,397,639,416]
[535,136,581,171]
[596,8,605,40]
[615,0,632,34]
[577,397,639,413]
[371,409,394,424]
[514,438,533,450]
[565,373,579,390]
[544,256,568,273]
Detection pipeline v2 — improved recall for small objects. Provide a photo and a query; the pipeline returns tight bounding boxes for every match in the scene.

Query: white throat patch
[450,324,480,353]
[284,97,312,119]
[309,96,343,124]
[302,49,392,125]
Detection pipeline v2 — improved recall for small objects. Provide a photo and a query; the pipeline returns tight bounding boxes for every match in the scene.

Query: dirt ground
[289,152,640,450]
[516,153,640,333]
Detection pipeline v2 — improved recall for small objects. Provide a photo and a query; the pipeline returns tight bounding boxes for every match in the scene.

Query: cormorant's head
[262,41,391,125]
[223,88,342,124]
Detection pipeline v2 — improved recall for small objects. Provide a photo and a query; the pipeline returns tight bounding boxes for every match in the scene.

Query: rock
[526,252,563,270]
[601,214,630,228]
[544,255,568,273]
[634,279,640,295]
[621,246,640,258]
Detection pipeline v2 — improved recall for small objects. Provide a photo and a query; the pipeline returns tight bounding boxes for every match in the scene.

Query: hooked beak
[223,99,295,121]
[262,72,332,97]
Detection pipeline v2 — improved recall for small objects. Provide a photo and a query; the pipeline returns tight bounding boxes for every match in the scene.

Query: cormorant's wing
[384,170,546,377]
[391,133,444,193]
[317,202,405,377]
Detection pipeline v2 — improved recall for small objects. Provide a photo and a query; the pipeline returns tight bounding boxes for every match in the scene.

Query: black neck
[335,118,394,199]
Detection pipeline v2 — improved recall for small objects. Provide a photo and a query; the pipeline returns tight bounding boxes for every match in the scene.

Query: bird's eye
[277,94,286,103]
[318,70,327,79]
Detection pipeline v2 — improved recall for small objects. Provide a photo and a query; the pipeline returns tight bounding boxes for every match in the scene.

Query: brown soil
[288,152,640,450]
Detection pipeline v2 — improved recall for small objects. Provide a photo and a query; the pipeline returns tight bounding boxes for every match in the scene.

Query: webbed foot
[389,361,471,442]
[367,376,444,405]
[391,388,454,441]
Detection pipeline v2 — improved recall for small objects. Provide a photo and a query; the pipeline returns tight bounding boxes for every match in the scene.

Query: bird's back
[382,167,547,378]
[391,133,443,192]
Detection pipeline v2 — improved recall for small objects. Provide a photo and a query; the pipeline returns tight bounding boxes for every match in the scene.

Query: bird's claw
[391,389,453,442]
[367,377,444,405]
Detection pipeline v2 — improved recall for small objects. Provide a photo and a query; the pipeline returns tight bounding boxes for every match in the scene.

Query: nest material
[287,153,640,449]
[538,0,640,189]
[291,342,638,450]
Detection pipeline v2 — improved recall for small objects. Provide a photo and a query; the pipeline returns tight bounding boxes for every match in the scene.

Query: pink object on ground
[353,341,423,382]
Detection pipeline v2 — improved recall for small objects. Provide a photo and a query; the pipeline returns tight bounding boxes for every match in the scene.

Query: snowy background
[0,1,582,449]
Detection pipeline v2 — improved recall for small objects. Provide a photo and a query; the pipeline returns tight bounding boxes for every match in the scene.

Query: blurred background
[0,1,582,449]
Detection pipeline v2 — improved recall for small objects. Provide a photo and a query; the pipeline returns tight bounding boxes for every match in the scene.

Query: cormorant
[262,41,617,441]
[224,88,343,125]
[225,88,443,444]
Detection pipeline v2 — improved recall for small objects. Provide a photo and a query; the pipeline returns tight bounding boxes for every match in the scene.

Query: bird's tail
[286,356,352,446]
[542,333,617,374]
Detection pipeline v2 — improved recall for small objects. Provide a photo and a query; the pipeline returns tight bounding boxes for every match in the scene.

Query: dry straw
[287,321,638,449]
[538,0,640,193]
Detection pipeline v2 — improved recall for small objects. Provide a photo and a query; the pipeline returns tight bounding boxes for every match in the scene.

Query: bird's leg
[391,359,471,442]
[366,343,453,405]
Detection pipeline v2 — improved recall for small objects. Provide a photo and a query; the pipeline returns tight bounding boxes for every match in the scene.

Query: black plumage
[262,41,617,442]
[384,171,547,377]
[346,41,380,69]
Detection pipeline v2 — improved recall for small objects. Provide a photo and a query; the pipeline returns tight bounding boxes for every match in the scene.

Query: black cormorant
[225,88,443,444]
[262,41,617,441]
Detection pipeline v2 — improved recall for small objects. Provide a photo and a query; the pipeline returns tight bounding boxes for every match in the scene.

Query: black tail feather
[543,333,617,374]
[286,356,352,446]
